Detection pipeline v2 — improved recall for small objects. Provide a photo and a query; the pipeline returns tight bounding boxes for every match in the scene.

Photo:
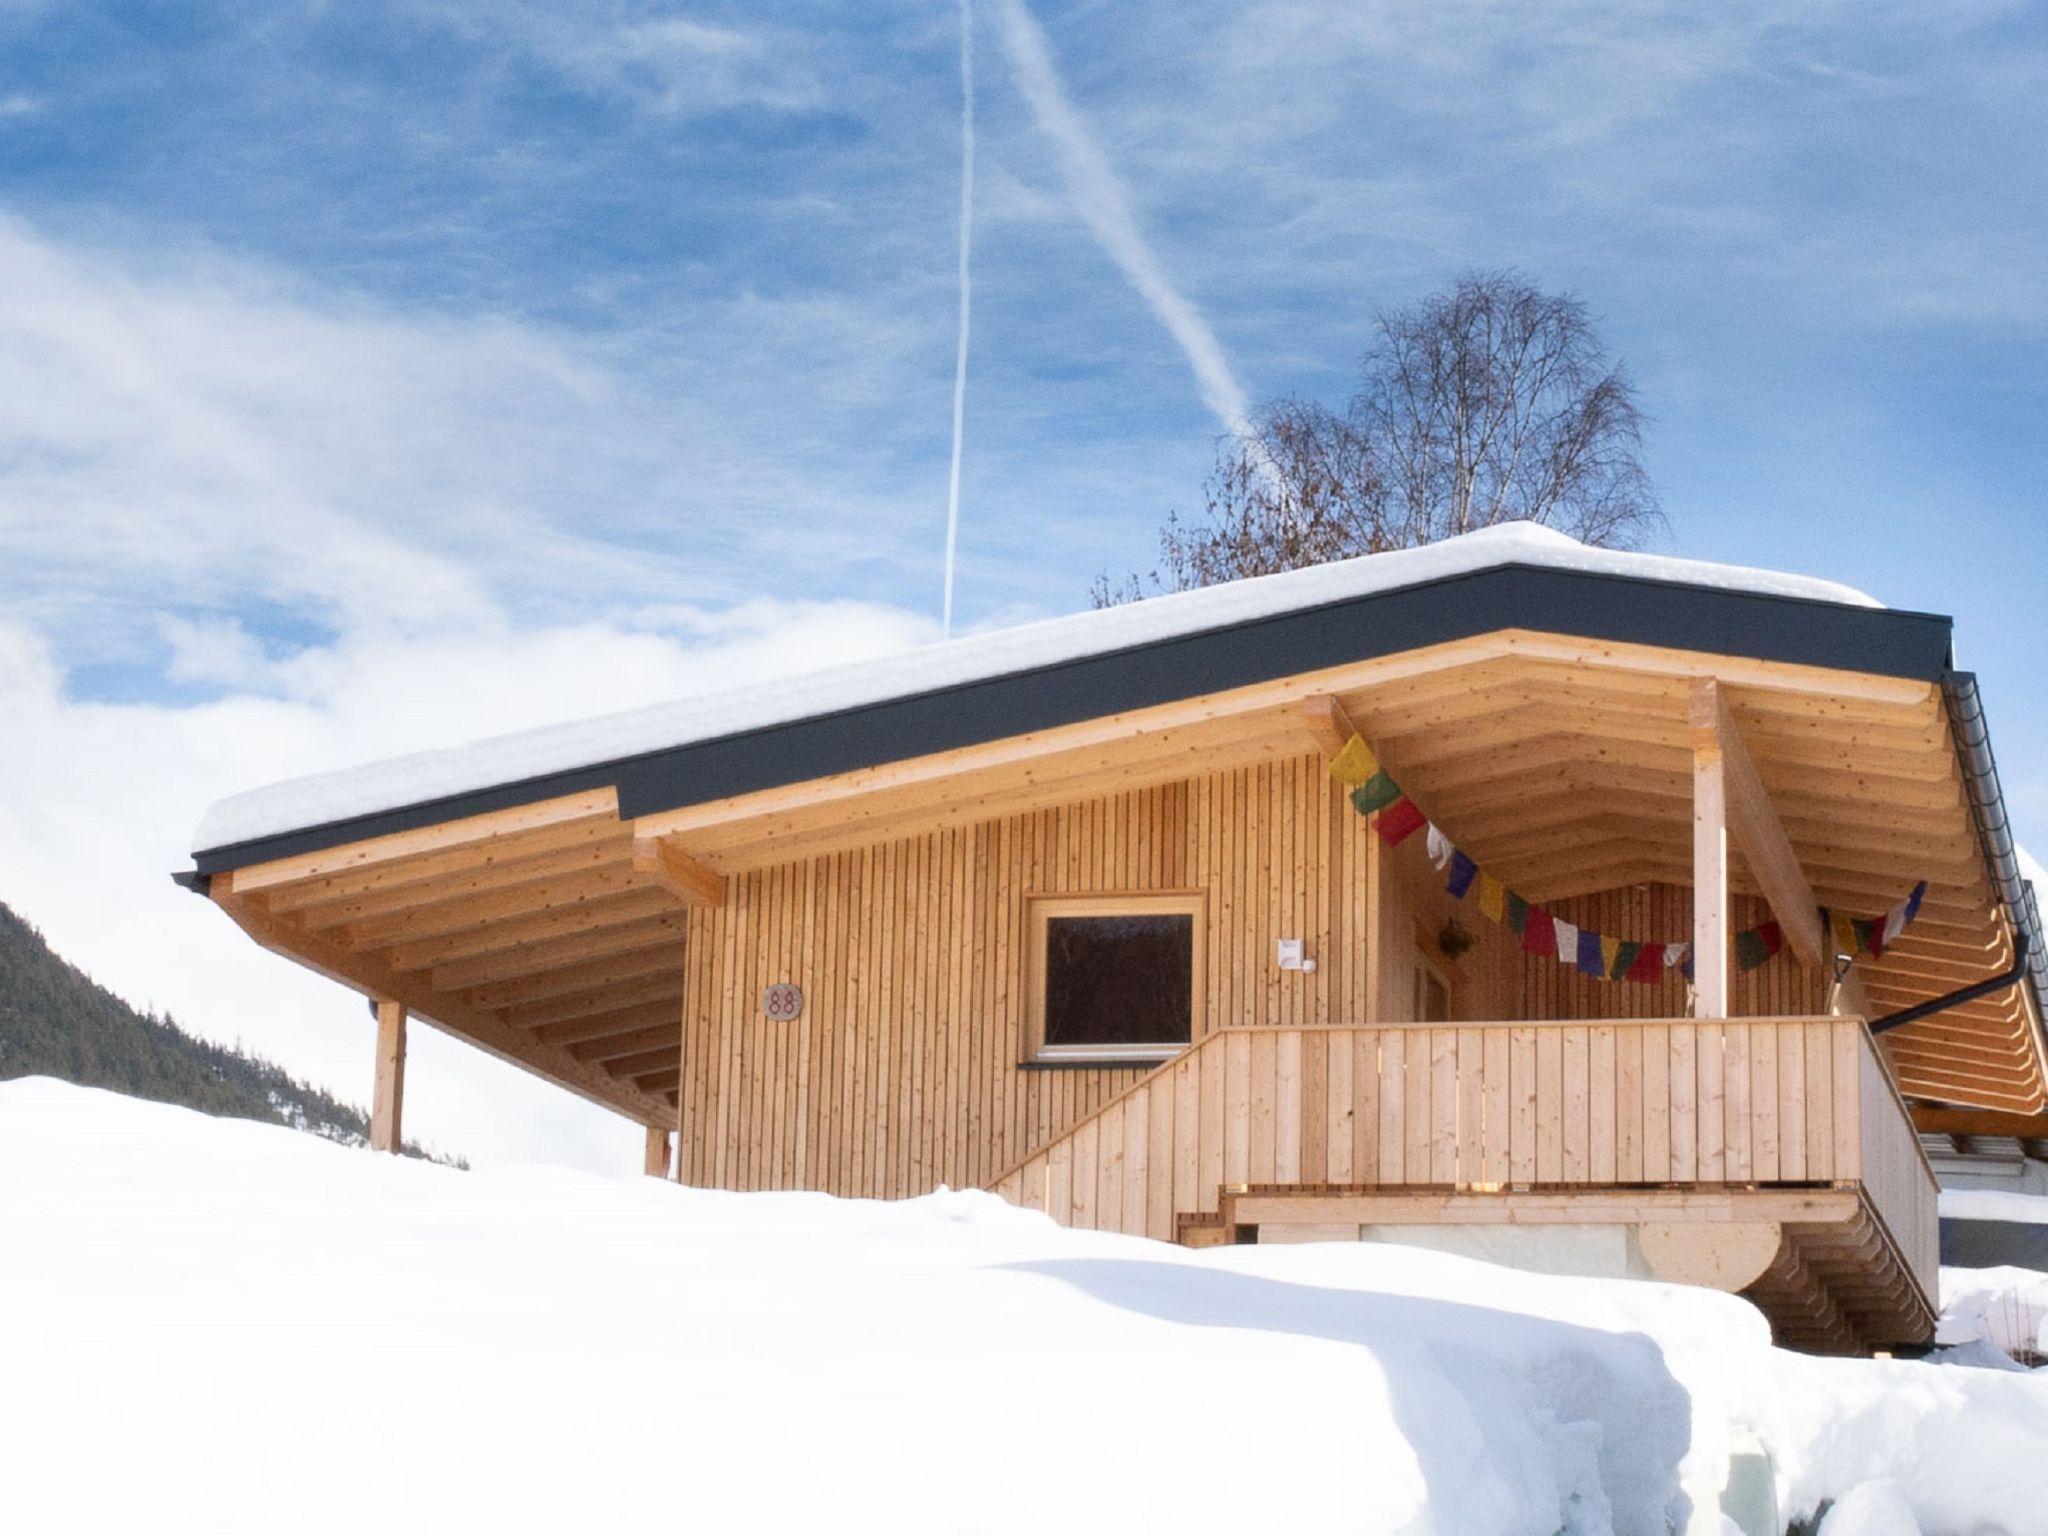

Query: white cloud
[475,6,824,117]
[1,598,936,1174]
[0,214,965,671]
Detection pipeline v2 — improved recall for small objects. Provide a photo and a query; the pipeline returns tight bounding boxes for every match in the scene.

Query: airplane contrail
[941,0,974,638]
[991,0,1256,441]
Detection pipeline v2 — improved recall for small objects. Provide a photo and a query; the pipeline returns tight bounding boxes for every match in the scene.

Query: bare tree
[1094,271,1661,604]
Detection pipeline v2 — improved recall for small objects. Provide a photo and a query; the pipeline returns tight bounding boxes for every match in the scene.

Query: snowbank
[4,1077,2045,1535]
[1936,1190,2048,1367]
[193,523,1880,853]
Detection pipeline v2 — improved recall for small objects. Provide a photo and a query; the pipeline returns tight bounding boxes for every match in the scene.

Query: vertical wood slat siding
[675,760,1366,1197]
[993,1018,1908,1247]
[1857,1030,1942,1303]
[1521,887,1829,1022]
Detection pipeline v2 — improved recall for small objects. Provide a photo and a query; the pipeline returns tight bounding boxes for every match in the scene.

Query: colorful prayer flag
[1625,943,1664,983]
[1351,770,1401,816]
[1663,941,1690,972]
[1553,918,1579,963]
[1375,795,1427,846]
[1600,935,1621,977]
[1576,928,1605,978]
[1881,905,1904,947]
[1611,940,1641,981]
[1447,850,1478,900]
[1523,906,1557,958]
[1425,823,1453,871]
[1734,927,1770,971]
[1903,880,1926,925]
[1506,891,1530,936]
[1478,873,1505,923]
[1829,908,1858,959]
[1329,734,1379,787]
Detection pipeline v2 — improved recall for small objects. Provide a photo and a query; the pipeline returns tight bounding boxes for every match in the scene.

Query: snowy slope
[4,1078,2044,1536]
[193,523,1882,854]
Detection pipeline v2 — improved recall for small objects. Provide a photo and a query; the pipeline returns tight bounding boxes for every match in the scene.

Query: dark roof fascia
[186,562,1955,879]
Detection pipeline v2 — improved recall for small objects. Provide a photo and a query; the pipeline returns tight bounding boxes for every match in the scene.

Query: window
[1027,894,1204,1063]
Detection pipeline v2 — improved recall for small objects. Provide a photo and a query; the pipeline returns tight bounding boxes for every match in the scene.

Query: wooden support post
[1690,689,1731,1020]
[643,1124,673,1179]
[371,999,407,1154]
[1365,826,1384,1023]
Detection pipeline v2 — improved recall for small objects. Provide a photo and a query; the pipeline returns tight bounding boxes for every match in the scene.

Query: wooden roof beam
[1691,679,1825,971]
[536,1001,689,1051]
[428,912,688,993]
[632,835,726,907]
[1299,694,1364,761]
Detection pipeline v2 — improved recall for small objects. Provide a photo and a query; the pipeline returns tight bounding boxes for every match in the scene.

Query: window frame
[1025,891,1207,1065]
[1410,920,1457,1023]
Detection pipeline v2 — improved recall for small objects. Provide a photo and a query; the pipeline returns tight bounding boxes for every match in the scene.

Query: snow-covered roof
[193,524,1882,856]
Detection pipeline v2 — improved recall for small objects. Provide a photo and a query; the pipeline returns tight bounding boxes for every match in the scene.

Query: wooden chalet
[179,528,2048,1354]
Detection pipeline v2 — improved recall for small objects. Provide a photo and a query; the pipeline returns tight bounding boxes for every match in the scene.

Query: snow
[192,523,1881,855]
[1817,1480,1921,1536]
[7,1078,2048,1536]
[1937,1188,2048,1360]
[1941,1186,2048,1225]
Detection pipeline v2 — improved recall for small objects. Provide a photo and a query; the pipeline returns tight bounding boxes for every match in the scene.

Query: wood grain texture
[671,765,1368,1195]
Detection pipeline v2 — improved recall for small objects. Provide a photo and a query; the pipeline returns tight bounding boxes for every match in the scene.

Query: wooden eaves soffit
[209,788,721,1129]
[196,624,2047,1126]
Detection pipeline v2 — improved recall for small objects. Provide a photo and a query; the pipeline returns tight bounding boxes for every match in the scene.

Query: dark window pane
[1044,914,1193,1048]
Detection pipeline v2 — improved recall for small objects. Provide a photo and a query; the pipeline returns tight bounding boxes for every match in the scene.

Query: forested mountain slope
[0,901,458,1164]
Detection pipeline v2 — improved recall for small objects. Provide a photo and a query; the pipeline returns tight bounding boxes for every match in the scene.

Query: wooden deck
[989,1017,1939,1353]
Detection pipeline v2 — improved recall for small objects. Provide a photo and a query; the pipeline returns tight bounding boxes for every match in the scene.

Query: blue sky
[2,0,2044,1167]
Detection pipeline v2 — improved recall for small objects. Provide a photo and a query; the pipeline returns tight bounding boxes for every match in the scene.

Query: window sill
[1019,1053,1183,1072]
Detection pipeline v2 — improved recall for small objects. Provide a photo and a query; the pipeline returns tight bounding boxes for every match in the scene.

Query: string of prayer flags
[1820,881,1927,963]
[1324,733,1930,985]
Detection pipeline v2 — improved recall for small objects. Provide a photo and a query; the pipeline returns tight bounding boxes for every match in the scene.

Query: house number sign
[762,983,804,1021]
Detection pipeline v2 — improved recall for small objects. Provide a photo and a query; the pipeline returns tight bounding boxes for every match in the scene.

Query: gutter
[1935,669,2048,1048]
[1872,929,2031,1035]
